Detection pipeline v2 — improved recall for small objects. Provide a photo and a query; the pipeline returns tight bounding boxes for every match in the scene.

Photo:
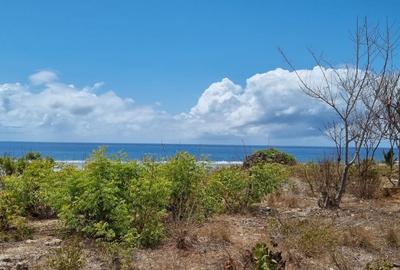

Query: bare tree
[379,71,400,186]
[280,18,396,208]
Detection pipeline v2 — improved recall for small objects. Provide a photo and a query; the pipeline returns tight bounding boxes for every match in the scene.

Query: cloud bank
[0,68,335,145]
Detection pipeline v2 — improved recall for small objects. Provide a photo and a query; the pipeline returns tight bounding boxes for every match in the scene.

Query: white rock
[45,238,62,246]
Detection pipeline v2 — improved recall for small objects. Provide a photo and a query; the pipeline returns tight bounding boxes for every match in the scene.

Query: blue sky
[0,1,398,145]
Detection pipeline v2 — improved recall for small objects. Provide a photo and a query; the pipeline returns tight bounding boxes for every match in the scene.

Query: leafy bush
[0,191,31,241]
[249,164,288,201]
[2,159,56,218]
[0,151,50,177]
[54,148,171,247]
[243,148,296,168]
[129,160,171,247]
[208,164,287,213]
[0,157,53,240]
[208,166,250,213]
[161,152,208,221]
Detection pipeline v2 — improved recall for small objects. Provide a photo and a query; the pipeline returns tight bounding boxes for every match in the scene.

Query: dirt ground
[1,177,400,270]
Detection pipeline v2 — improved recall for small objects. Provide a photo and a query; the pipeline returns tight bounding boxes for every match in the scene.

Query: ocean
[0,141,390,163]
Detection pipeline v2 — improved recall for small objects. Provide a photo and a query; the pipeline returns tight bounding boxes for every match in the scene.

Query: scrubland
[0,149,399,270]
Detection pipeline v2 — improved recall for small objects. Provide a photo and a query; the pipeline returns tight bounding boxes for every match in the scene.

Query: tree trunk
[397,144,400,187]
[334,164,350,207]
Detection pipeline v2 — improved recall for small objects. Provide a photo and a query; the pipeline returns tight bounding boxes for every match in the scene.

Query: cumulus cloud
[181,67,335,144]
[29,70,59,85]
[0,68,336,145]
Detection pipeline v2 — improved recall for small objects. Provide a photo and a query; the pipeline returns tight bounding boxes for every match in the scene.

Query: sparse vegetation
[46,238,86,270]
[1,148,400,269]
[349,160,382,199]
[342,226,377,251]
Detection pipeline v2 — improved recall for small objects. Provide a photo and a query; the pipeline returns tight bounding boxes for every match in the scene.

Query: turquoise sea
[0,142,389,163]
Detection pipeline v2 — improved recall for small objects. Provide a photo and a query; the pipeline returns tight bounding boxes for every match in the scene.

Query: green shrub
[249,164,288,202]
[0,157,52,240]
[208,166,250,213]
[208,164,287,213]
[0,191,31,241]
[55,148,171,247]
[129,160,171,247]
[243,148,296,168]
[0,152,49,177]
[0,156,18,176]
[2,159,55,218]
[162,152,208,221]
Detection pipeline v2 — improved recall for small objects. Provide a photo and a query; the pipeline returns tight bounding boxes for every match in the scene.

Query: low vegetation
[1,148,400,269]
[243,148,296,168]
[0,148,287,249]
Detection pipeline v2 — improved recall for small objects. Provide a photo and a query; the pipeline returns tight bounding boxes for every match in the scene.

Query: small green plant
[383,147,397,186]
[47,238,86,270]
[99,242,137,270]
[253,243,285,270]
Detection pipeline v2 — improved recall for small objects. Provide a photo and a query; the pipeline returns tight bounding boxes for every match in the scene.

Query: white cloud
[29,70,59,85]
[0,68,336,145]
[181,67,334,144]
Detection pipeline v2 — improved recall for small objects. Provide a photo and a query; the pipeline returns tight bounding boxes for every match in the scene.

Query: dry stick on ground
[279,18,397,208]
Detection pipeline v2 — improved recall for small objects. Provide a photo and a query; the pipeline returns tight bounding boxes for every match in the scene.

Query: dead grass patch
[266,217,339,258]
[385,227,400,248]
[266,191,300,209]
[341,226,377,251]
[197,220,231,244]
[46,237,86,270]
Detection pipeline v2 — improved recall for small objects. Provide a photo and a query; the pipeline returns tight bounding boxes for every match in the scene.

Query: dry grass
[267,217,339,258]
[266,191,300,208]
[330,250,353,270]
[341,226,377,251]
[45,238,86,270]
[197,220,231,244]
[385,227,400,248]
